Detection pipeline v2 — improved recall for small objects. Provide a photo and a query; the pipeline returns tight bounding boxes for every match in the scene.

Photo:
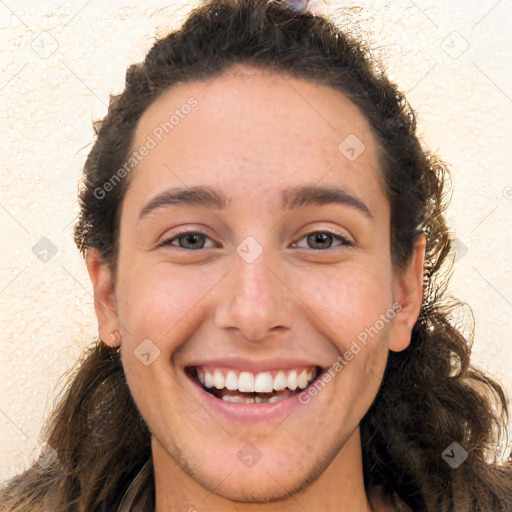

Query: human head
[76,0,433,504]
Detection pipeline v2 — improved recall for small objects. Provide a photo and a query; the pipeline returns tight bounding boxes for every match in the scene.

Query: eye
[159,229,353,251]
[292,230,354,250]
[159,230,216,250]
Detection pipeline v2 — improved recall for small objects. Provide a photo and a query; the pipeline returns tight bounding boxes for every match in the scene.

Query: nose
[213,247,295,342]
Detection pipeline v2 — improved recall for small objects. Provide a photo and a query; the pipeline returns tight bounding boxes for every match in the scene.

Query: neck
[152,428,374,512]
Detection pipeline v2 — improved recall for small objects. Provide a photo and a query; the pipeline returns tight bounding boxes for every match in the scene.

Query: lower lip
[186,370,320,423]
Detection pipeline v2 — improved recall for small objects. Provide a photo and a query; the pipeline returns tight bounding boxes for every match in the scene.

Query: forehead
[128,65,387,215]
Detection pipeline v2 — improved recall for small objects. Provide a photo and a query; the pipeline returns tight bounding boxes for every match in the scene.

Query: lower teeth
[200,382,297,404]
[221,394,289,404]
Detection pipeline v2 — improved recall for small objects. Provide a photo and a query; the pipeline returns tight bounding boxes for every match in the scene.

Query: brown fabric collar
[116,457,154,512]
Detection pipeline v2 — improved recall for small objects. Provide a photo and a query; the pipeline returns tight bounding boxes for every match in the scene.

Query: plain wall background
[1,0,511,483]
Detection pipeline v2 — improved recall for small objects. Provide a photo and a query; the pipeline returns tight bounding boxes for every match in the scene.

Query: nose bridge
[214,238,294,340]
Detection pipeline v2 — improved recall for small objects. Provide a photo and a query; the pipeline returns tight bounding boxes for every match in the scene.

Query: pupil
[309,232,331,249]
[183,233,204,249]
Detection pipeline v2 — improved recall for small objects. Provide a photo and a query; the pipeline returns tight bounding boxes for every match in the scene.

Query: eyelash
[158,229,354,250]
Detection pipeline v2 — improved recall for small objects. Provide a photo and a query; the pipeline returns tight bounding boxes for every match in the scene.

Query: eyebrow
[282,185,374,221]
[138,184,374,221]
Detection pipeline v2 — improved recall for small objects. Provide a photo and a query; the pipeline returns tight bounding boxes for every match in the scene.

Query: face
[89,65,425,504]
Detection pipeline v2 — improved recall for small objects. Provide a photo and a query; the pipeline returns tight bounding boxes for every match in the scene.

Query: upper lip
[184,357,325,374]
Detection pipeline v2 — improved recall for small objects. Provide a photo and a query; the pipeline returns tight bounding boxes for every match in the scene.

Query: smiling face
[87,64,425,510]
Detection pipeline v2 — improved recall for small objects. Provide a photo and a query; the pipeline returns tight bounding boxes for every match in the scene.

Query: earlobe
[388,234,426,352]
[86,248,121,348]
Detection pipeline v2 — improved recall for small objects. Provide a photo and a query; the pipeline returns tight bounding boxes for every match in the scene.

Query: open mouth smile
[184,363,324,419]
[187,365,320,403]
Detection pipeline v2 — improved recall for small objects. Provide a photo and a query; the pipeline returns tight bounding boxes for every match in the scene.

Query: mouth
[185,365,323,404]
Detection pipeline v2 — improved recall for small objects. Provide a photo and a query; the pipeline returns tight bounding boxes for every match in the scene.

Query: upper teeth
[196,367,318,393]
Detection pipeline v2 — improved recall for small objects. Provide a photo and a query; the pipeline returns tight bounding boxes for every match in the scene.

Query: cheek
[116,263,215,339]
[292,262,394,345]
[290,260,394,396]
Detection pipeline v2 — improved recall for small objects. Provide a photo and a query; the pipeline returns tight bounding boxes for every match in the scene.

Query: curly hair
[1,0,511,510]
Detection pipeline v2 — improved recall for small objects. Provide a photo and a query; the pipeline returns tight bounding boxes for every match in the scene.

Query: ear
[388,234,426,352]
[86,248,121,348]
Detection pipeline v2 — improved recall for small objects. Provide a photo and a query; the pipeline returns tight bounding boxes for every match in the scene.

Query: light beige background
[1,0,511,483]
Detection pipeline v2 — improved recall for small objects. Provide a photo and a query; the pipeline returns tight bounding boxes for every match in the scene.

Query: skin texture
[86,65,426,512]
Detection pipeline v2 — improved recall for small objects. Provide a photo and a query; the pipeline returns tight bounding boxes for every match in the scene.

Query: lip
[183,356,325,374]
[184,365,326,423]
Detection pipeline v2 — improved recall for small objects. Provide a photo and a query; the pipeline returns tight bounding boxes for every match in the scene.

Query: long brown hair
[2,0,511,510]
